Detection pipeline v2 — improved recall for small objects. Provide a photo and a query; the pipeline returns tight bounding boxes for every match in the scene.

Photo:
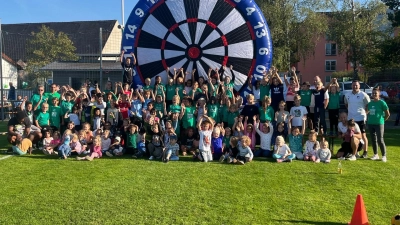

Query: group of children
[11,65,347,164]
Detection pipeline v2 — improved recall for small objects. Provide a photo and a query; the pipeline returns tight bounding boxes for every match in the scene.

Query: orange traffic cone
[348,194,369,225]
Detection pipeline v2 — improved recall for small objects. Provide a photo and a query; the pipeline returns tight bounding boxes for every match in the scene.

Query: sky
[0,0,139,25]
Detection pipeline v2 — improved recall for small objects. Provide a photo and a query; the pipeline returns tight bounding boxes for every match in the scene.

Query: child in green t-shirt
[35,102,50,130]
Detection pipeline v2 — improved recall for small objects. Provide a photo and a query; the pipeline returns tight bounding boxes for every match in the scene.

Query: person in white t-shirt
[344,80,370,158]
[196,115,214,162]
[289,95,308,129]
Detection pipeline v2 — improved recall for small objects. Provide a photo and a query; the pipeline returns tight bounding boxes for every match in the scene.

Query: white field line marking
[0,155,13,161]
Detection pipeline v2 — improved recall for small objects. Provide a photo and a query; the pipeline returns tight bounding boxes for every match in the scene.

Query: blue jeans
[12,146,27,155]
[58,145,71,158]
[314,107,327,133]
[273,153,296,160]
[254,148,273,157]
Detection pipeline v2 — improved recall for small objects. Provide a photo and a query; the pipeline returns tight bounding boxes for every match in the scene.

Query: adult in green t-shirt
[180,98,196,129]
[366,88,390,162]
[30,85,48,114]
[45,84,61,107]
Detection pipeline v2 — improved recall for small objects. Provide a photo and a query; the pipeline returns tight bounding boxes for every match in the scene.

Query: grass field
[0,122,399,225]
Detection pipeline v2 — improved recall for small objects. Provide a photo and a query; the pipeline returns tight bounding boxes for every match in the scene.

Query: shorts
[355,121,366,133]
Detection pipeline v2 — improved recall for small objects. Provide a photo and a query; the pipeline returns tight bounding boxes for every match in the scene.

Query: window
[325,43,337,55]
[325,60,336,71]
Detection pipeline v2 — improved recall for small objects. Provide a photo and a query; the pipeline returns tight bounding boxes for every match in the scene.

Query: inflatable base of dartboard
[121,0,273,98]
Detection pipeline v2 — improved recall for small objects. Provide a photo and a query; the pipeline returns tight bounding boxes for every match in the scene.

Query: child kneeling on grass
[273,136,295,163]
[163,135,179,163]
[12,134,35,155]
[316,141,331,163]
[235,136,254,165]
[76,136,102,161]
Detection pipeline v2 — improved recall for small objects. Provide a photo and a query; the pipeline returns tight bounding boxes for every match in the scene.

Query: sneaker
[370,154,379,160]
[338,157,345,160]
[347,155,357,161]
[237,160,245,165]
[105,152,113,157]
[382,156,387,162]
[85,155,93,161]
[361,152,368,158]
[219,155,225,163]
[355,153,360,158]
[345,153,352,158]
[149,156,154,160]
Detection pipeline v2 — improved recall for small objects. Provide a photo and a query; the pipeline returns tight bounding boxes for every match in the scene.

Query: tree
[326,0,390,79]
[26,25,78,87]
[382,0,400,27]
[255,0,329,70]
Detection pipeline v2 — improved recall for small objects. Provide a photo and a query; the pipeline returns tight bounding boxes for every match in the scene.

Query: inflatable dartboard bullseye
[121,0,273,97]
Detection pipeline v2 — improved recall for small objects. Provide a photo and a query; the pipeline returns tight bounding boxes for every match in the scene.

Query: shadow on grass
[274,219,345,225]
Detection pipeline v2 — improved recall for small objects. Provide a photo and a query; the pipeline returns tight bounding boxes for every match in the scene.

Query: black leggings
[328,109,339,132]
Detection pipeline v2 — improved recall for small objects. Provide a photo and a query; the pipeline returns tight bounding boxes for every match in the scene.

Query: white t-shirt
[274,144,290,156]
[252,87,260,100]
[344,91,370,121]
[337,122,364,144]
[255,122,274,150]
[304,140,319,155]
[290,106,308,127]
[199,130,212,151]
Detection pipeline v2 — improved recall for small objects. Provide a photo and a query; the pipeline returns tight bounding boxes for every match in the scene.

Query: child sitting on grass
[316,141,331,163]
[304,130,320,162]
[12,134,35,155]
[273,136,295,163]
[70,134,84,155]
[288,116,306,160]
[163,135,179,163]
[132,135,146,158]
[235,136,254,165]
[44,131,61,155]
[58,129,73,159]
[77,136,102,161]
[41,130,53,153]
[110,136,124,156]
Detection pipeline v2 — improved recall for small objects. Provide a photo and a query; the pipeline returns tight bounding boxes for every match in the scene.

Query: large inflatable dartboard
[121,0,273,97]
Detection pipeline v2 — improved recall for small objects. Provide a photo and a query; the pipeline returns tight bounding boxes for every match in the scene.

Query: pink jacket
[91,145,102,158]
[244,121,256,150]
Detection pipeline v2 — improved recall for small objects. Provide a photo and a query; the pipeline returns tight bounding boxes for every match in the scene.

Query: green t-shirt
[328,92,340,109]
[259,106,274,122]
[30,94,47,111]
[260,84,271,99]
[45,92,61,107]
[183,106,196,129]
[36,111,50,126]
[224,82,234,98]
[166,84,176,101]
[127,132,138,148]
[367,100,388,125]
[154,102,164,118]
[176,84,184,99]
[223,136,231,149]
[189,88,202,97]
[155,84,166,96]
[143,85,154,91]
[49,106,62,127]
[60,100,74,115]
[227,111,239,127]
[207,104,219,122]
[208,83,219,97]
[298,90,312,107]
[221,105,229,123]
[169,104,181,114]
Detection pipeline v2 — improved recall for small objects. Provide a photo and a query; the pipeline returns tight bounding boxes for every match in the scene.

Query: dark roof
[41,61,122,71]
[2,20,117,62]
